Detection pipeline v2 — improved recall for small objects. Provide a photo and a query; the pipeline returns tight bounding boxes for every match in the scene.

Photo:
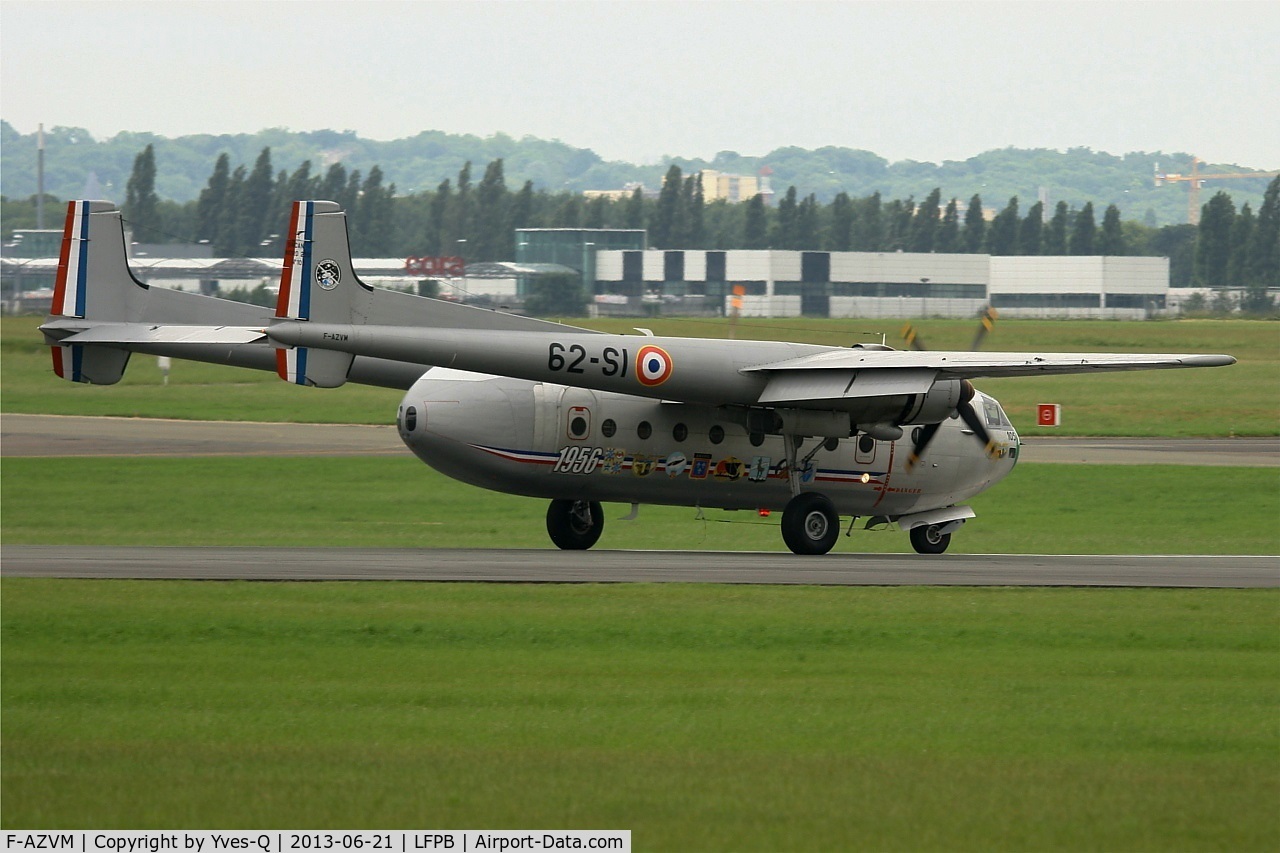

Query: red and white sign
[405,256,465,276]
[1037,403,1061,427]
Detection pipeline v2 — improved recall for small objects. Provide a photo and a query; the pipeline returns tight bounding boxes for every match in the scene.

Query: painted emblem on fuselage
[690,452,712,480]
[713,456,744,481]
[601,448,626,475]
[315,259,341,290]
[636,345,673,387]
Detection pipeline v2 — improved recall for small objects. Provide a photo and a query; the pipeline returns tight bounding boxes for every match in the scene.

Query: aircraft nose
[397,400,422,438]
[398,372,522,449]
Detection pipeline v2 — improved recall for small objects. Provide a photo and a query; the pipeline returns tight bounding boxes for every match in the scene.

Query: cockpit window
[982,398,1010,428]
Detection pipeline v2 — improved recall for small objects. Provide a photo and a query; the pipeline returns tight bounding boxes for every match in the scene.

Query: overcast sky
[3,0,1278,169]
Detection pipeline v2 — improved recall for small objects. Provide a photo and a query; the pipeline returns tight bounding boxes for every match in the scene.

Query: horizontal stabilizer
[54,324,267,346]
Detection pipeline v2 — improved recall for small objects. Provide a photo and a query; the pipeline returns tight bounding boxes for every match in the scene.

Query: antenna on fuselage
[849,332,890,350]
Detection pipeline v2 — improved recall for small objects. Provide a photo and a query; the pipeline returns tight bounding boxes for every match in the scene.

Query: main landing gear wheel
[909,523,952,555]
[781,493,840,555]
[546,499,604,550]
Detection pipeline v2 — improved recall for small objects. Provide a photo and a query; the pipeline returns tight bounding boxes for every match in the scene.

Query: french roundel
[636,345,674,387]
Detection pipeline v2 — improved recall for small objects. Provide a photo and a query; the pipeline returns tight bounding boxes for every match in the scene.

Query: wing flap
[757,368,937,404]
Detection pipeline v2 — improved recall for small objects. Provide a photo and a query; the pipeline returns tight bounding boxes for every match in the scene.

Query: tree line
[7,146,1278,302]
[117,144,396,258]
[7,123,1274,227]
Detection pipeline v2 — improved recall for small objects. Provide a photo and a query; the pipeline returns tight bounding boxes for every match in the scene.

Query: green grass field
[4,316,1276,435]
[3,580,1277,849]
[3,456,1277,553]
[4,314,1278,847]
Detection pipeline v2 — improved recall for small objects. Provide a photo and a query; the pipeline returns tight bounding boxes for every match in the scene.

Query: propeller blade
[900,322,927,352]
[970,305,998,351]
[904,421,941,472]
[957,399,1000,460]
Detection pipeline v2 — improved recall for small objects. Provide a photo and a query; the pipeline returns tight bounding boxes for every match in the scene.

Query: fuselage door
[854,433,877,465]
[535,385,598,446]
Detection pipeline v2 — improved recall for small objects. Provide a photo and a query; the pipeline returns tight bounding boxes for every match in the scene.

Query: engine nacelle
[898,378,968,425]
[840,378,967,430]
[737,378,968,439]
[741,407,854,438]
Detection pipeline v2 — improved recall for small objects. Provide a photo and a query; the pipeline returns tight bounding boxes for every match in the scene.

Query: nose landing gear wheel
[909,523,952,555]
[546,499,605,550]
[781,493,840,555]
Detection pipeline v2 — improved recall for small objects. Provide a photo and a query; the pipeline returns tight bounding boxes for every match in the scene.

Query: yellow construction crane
[1154,156,1279,225]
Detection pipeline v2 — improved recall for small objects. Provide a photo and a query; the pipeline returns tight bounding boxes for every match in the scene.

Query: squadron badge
[315,259,342,290]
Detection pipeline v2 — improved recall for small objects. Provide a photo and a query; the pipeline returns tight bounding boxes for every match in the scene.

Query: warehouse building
[5,222,1170,320]
[591,249,1169,319]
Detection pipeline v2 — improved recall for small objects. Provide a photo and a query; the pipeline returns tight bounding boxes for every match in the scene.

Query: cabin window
[601,418,617,438]
[637,421,652,440]
[749,432,765,447]
[569,416,589,439]
[673,423,688,442]
[709,425,725,444]
[858,434,875,454]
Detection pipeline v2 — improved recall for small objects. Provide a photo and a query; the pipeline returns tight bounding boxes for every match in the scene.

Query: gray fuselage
[396,368,1020,519]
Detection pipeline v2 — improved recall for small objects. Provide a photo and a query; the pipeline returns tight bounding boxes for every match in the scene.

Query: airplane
[39,200,1236,555]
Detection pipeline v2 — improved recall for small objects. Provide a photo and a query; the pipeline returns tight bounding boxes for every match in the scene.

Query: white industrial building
[4,226,1172,319]
[592,249,1169,319]
[989,256,1169,317]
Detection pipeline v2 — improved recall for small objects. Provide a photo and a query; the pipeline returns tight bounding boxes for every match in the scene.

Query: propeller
[901,306,1002,472]
[900,321,928,352]
[970,305,999,351]
[905,379,999,471]
[901,305,998,354]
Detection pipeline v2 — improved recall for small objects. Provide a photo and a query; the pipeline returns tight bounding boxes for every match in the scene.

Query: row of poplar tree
[118,145,1279,292]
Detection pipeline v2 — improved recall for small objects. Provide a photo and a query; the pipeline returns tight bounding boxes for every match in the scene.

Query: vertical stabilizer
[272,201,359,387]
[47,201,139,383]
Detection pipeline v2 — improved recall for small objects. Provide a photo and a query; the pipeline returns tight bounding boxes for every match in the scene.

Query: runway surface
[5,415,1274,588]
[4,414,1278,465]
[4,546,1275,587]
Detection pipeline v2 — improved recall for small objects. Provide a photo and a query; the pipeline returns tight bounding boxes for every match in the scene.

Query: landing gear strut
[546,499,604,550]
[781,493,840,555]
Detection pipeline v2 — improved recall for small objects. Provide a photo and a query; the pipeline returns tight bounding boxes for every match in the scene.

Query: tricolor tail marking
[276,201,314,321]
[275,347,309,385]
[52,200,90,318]
[51,343,84,382]
[50,201,90,380]
[276,201,314,383]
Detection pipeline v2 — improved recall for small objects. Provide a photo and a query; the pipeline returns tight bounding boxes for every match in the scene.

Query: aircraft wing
[743,350,1235,405]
